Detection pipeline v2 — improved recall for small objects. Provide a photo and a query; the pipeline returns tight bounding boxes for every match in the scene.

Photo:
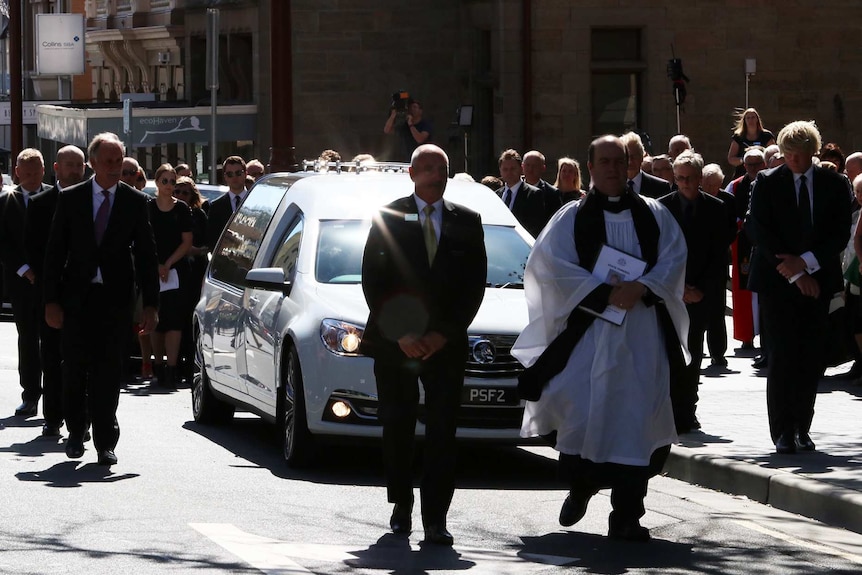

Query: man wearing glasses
[121,157,142,189]
[659,151,728,434]
[206,155,248,249]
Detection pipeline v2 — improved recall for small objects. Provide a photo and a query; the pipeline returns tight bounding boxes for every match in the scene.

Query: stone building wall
[289,0,862,183]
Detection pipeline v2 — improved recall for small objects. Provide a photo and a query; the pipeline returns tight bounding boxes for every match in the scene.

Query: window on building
[591,29,644,137]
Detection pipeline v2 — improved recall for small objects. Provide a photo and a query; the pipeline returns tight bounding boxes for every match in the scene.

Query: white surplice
[512,198,689,466]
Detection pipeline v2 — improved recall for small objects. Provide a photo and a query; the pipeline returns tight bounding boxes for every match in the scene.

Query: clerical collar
[596,190,633,213]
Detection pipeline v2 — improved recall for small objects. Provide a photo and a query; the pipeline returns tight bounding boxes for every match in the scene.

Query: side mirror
[245,267,292,295]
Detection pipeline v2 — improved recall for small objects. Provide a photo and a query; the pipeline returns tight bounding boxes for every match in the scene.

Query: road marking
[190,523,318,573]
[734,520,862,565]
[191,523,580,573]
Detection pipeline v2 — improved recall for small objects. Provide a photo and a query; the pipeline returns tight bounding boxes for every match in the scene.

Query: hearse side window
[270,215,304,283]
[210,184,286,286]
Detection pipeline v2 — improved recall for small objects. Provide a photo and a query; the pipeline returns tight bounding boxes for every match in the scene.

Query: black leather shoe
[97,450,118,466]
[740,340,755,350]
[710,357,728,367]
[83,430,92,442]
[608,518,651,542]
[752,355,769,369]
[41,424,61,438]
[389,503,412,535]
[559,489,595,527]
[14,401,38,417]
[65,436,85,459]
[423,524,454,546]
[775,431,797,454]
[796,431,816,452]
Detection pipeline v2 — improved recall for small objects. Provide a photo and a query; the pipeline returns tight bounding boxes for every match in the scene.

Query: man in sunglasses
[121,157,142,189]
[206,155,248,249]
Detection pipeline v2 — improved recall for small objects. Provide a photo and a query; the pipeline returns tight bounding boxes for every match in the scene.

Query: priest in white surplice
[511,135,689,542]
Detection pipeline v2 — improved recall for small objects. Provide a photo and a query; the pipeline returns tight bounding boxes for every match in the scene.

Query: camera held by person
[384,94,433,162]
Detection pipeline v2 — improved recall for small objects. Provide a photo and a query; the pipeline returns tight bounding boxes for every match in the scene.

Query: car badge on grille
[472,339,496,364]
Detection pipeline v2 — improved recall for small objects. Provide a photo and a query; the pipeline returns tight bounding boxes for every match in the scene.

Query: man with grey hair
[746,120,851,454]
[44,132,159,466]
[668,134,693,160]
[660,151,728,432]
[0,148,52,417]
[620,132,671,199]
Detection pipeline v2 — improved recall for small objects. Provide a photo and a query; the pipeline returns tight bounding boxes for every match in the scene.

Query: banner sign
[35,14,85,75]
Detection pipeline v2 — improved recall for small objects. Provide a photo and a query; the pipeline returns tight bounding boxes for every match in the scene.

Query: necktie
[503,187,512,209]
[94,190,111,245]
[627,180,635,195]
[233,194,241,212]
[422,204,437,265]
[798,175,812,236]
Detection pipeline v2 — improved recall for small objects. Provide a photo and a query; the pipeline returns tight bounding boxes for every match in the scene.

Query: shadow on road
[183,417,561,491]
[519,531,696,574]
[15,460,140,486]
[345,533,475,572]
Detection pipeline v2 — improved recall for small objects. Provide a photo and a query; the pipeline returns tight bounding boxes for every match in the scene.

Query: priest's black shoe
[608,518,651,542]
[559,489,595,527]
[97,450,118,466]
[14,401,38,417]
[389,503,412,535]
[796,431,816,452]
[65,435,85,459]
[423,524,454,546]
[775,432,796,454]
[41,424,61,438]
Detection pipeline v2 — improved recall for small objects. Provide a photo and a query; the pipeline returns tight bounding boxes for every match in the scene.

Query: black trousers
[61,287,131,453]
[39,318,63,427]
[760,292,828,442]
[671,299,708,425]
[706,287,728,360]
[373,349,464,527]
[559,445,671,523]
[9,281,42,403]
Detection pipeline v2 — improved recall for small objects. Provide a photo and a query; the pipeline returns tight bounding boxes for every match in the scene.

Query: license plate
[462,387,517,406]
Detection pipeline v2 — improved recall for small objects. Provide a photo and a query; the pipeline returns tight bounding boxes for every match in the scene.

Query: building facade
[7,0,862,184]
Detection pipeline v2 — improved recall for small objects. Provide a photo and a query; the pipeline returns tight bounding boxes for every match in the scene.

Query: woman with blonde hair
[727,108,775,178]
[554,157,584,203]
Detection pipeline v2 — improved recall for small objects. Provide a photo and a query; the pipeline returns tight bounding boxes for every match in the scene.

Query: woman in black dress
[173,176,208,383]
[149,164,193,388]
[726,108,775,178]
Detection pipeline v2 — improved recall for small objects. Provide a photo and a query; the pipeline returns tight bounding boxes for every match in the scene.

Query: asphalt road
[1,320,862,574]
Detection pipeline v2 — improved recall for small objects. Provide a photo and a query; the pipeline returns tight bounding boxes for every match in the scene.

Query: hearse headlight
[320,319,364,356]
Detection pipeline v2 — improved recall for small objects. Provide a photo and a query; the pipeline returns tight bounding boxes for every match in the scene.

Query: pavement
[664,305,862,536]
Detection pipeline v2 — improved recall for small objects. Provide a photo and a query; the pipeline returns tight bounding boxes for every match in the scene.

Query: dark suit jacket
[659,190,728,297]
[496,181,561,238]
[43,178,159,314]
[716,189,738,247]
[0,183,52,292]
[745,164,850,297]
[24,184,61,288]
[360,195,487,360]
[206,191,242,250]
[638,172,672,199]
